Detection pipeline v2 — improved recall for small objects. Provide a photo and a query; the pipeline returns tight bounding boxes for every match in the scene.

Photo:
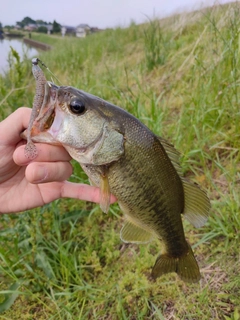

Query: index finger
[13,143,72,165]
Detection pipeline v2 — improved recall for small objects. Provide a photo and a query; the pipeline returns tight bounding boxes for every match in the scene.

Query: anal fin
[120,220,154,244]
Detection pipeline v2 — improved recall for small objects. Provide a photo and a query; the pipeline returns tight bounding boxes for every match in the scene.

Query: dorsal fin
[157,136,210,227]
[182,179,210,228]
[157,136,183,176]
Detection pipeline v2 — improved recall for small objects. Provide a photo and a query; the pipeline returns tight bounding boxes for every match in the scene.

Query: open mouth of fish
[22,81,61,144]
[44,106,55,129]
[35,82,58,132]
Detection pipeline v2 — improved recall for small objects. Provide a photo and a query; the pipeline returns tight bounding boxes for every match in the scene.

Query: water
[0,37,38,74]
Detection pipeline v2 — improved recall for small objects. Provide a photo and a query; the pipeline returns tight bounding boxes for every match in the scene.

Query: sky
[1,0,235,29]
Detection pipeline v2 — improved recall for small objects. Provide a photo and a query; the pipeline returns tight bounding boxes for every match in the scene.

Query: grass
[28,32,63,45]
[0,2,240,319]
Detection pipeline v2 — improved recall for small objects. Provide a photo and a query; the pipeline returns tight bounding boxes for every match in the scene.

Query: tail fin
[152,244,201,283]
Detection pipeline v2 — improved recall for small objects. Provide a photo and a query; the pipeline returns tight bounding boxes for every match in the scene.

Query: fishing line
[32,58,62,85]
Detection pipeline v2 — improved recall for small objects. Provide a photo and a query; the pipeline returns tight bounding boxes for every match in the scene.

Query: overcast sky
[1,0,235,29]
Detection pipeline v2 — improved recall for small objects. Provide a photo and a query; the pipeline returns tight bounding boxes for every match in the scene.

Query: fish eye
[69,98,86,115]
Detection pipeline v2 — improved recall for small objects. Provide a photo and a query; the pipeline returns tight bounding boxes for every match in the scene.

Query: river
[0,37,38,74]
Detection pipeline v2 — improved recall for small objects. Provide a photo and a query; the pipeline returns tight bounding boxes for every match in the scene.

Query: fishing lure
[24,58,47,159]
[24,58,60,159]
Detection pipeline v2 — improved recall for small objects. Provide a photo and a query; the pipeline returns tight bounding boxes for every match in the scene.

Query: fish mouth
[37,82,58,130]
[33,109,55,134]
[22,82,59,142]
[44,108,55,129]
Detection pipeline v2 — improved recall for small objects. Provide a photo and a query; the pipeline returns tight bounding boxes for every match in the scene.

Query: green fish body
[77,99,209,283]
[25,76,210,283]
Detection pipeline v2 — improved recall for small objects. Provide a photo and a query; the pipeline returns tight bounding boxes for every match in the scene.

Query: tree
[36,19,49,25]
[52,20,61,33]
[16,17,36,28]
[16,21,24,28]
[4,25,14,31]
[22,17,36,26]
[37,26,48,33]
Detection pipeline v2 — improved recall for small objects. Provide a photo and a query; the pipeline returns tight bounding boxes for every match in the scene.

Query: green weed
[0,47,31,118]
[143,18,171,70]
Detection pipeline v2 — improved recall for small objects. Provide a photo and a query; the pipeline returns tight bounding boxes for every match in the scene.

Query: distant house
[24,23,53,34]
[90,27,101,33]
[76,24,90,38]
[24,24,37,31]
[61,24,102,38]
[46,25,53,34]
[61,25,76,37]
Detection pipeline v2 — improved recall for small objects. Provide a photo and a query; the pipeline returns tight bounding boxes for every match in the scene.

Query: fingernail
[33,166,48,183]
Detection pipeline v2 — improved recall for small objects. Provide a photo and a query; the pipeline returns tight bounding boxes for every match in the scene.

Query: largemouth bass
[23,59,210,283]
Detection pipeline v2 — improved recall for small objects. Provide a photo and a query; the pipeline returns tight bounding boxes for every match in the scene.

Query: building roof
[76,24,90,29]
[61,25,76,30]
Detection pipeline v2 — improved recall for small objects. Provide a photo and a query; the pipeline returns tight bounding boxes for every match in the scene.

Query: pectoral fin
[100,173,111,214]
[120,220,154,244]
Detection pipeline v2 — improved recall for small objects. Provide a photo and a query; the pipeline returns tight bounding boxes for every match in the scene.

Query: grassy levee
[0,2,239,319]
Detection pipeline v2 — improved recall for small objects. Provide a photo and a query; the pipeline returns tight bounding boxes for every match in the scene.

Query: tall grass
[0,47,31,116]
[0,2,240,319]
[143,18,172,70]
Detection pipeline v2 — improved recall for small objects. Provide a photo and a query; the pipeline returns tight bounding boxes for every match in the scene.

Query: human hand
[0,107,116,214]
